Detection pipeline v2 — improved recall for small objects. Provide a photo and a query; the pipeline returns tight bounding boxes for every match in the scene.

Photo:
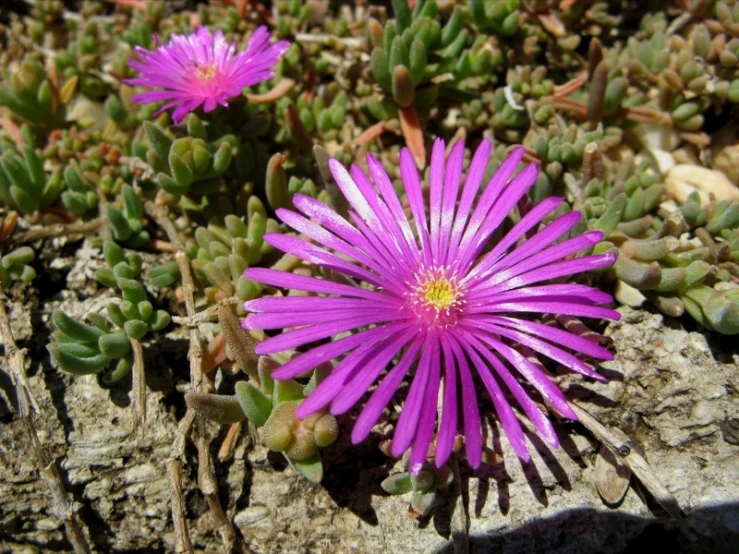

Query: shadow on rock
[432,503,739,554]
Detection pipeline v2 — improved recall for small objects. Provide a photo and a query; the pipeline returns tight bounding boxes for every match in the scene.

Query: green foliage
[0,56,67,128]
[95,241,170,340]
[277,88,348,145]
[53,22,108,100]
[0,246,36,287]
[139,118,248,196]
[469,0,522,36]
[369,0,500,108]
[185,357,337,483]
[0,142,63,215]
[381,456,454,518]
[61,160,98,216]
[187,197,273,306]
[47,311,133,382]
[106,184,150,247]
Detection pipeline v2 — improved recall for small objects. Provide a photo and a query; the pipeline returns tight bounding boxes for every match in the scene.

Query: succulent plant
[106,184,150,248]
[95,241,171,340]
[381,455,454,518]
[0,56,67,129]
[186,308,338,482]
[0,246,36,287]
[137,119,242,196]
[60,160,99,216]
[187,197,273,306]
[53,21,109,100]
[469,0,522,36]
[47,311,134,383]
[277,87,348,145]
[0,142,63,215]
[369,0,497,108]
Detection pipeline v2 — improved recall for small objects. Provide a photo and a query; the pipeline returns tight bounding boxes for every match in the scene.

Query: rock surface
[1,244,738,553]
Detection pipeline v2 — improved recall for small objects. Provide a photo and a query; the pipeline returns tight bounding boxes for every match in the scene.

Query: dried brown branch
[0,291,91,554]
[130,337,146,435]
[202,332,228,375]
[449,454,469,554]
[553,74,587,98]
[245,78,295,104]
[145,201,246,553]
[353,120,387,146]
[167,410,195,554]
[171,297,239,328]
[218,421,242,461]
[10,218,104,245]
[399,105,426,169]
[551,97,588,119]
[571,402,684,519]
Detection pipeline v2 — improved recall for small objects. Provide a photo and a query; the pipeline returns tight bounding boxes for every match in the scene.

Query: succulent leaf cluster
[0,56,67,128]
[48,241,170,379]
[186,308,338,482]
[47,311,133,382]
[381,456,454,518]
[187,197,274,306]
[0,245,36,287]
[95,241,171,340]
[369,0,498,108]
[0,139,63,215]
[106,184,149,247]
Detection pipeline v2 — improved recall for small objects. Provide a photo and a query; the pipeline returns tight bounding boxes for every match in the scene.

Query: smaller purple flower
[125,26,289,124]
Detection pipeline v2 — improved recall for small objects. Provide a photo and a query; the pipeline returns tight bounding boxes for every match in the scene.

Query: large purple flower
[243,139,619,473]
[125,26,289,124]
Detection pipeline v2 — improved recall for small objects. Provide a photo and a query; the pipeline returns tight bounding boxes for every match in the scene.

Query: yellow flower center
[196,64,217,81]
[421,277,458,311]
[408,269,465,329]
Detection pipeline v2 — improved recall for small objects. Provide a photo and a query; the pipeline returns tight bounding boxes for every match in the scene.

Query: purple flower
[125,26,289,124]
[243,139,619,473]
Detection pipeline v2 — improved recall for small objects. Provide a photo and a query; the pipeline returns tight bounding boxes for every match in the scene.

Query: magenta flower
[125,26,289,124]
[243,139,619,473]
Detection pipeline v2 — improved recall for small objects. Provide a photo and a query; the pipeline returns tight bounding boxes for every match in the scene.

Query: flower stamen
[408,268,465,329]
[195,64,217,81]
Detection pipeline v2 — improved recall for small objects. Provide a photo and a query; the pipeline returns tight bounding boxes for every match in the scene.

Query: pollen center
[422,278,457,310]
[407,269,465,329]
[196,64,217,81]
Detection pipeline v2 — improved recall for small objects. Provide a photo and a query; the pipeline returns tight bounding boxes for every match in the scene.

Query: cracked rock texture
[0,242,737,553]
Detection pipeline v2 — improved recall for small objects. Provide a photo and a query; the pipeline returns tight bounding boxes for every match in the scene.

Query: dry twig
[10,218,104,245]
[171,297,239,328]
[0,291,92,554]
[571,402,684,519]
[130,337,146,435]
[145,201,248,553]
[399,105,426,169]
[245,78,296,104]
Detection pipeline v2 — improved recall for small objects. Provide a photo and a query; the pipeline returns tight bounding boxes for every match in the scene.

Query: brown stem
[218,421,243,462]
[145,201,245,553]
[399,105,426,169]
[202,332,228,375]
[130,337,146,435]
[245,78,295,105]
[353,120,386,146]
[449,454,469,554]
[553,74,587,98]
[10,217,104,245]
[167,410,195,554]
[570,402,684,519]
[0,291,91,553]
[171,298,239,328]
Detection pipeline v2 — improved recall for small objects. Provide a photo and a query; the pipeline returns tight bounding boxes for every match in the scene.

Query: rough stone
[1,244,738,554]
